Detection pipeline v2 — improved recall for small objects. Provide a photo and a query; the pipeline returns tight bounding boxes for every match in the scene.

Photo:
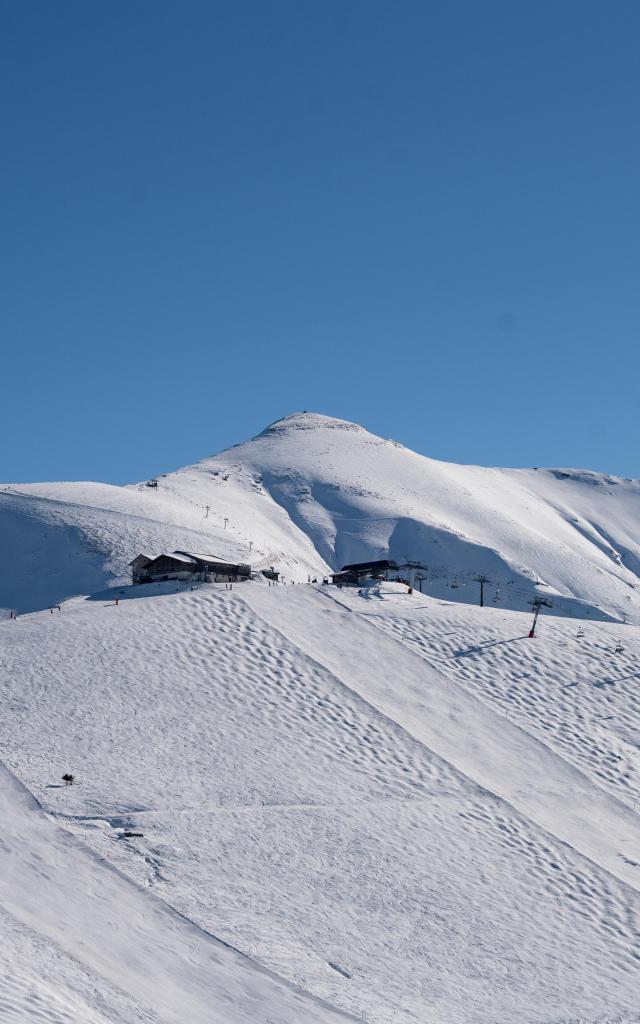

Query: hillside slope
[2,581,640,1023]
[203,412,640,622]
[3,411,640,620]
[0,761,352,1024]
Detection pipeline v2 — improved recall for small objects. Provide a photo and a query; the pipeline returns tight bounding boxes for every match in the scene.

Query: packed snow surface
[3,411,640,620]
[2,579,640,1022]
[3,412,640,1021]
[0,759,349,1024]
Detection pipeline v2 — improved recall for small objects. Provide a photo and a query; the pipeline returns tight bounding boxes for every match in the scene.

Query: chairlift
[450,579,459,590]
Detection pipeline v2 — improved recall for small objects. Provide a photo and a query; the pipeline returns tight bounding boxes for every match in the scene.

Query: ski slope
[0,761,351,1024]
[3,411,640,621]
[3,579,640,1023]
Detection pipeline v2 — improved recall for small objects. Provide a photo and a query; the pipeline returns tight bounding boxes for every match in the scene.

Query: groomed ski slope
[2,580,640,1023]
[3,412,640,622]
[0,756,354,1024]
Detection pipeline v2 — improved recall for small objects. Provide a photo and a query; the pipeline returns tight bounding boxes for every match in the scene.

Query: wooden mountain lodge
[330,559,400,586]
[130,550,251,585]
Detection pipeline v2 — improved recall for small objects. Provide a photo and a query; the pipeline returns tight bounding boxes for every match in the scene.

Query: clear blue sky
[2,1,639,482]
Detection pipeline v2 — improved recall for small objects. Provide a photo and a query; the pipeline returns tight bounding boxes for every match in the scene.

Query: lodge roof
[340,559,399,573]
[130,550,251,573]
[174,550,231,566]
[128,553,153,566]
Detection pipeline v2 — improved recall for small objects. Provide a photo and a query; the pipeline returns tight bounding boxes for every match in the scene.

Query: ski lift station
[130,551,251,585]
[330,560,401,586]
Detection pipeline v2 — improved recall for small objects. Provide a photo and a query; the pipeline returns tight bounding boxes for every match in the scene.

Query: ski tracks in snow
[240,585,640,897]
[3,584,640,1022]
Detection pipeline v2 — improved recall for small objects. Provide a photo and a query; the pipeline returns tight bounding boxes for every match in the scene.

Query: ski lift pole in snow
[528,597,552,638]
[474,575,489,607]
[401,560,428,593]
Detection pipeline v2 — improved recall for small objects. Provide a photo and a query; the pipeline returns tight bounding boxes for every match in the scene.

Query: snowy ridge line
[4,410,640,620]
[1,487,199,536]
[0,489,211,560]
[241,585,640,896]
[0,758,357,1024]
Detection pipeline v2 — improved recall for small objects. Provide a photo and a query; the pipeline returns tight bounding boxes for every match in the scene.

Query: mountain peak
[258,411,366,436]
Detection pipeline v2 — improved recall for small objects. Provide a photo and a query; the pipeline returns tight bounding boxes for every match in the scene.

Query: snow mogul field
[2,579,640,1023]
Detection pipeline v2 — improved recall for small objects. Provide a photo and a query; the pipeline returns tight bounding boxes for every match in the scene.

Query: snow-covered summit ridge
[2,410,640,621]
[256,411,368,436]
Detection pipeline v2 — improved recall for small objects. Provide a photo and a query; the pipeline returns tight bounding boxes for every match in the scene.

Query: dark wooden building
[330,559,400,586]
[130,554,155,583]
[130,550,251,585]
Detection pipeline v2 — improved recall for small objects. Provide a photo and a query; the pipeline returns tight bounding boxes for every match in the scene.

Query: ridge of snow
[256,411,369,436]
[2,412,640,622]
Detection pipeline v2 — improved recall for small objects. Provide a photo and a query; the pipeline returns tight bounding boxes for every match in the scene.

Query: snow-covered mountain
[3,410,640,620]
[3,414,640,1022]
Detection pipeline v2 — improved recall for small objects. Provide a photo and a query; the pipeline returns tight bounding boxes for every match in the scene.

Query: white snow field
[0,761,351,1024]
[2,412,640,1022]
[2,580,640,1023]
[2,411,640,621]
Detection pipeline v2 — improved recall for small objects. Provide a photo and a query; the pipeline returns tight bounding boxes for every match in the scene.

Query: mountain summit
[257,411,368,434]
[2,411,640,619]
